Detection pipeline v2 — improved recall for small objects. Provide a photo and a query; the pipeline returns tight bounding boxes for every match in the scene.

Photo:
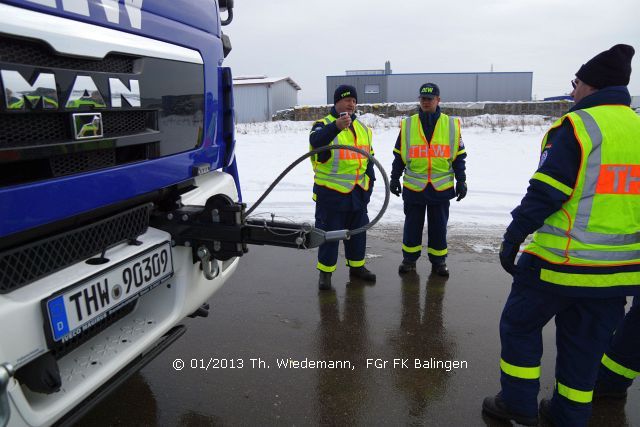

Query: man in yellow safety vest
[390,83,467,277]
[483,44,640,427]
[309,85,376,290]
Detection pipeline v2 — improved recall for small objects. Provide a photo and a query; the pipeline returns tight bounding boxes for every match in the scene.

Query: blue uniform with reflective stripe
[498,86,635,427]
[391,107,466,264]
[597,297,640,392]
[310,108,375,272]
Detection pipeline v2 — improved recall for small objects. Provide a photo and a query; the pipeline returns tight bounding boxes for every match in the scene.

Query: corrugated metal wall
[327,72,532,103]
[233,84,269,123]
[476,73,532,101]
[233,81,299,123]
[387,74,473,102]
[326,75,387,104]
[387,73,532,102]
[269,80,298,116]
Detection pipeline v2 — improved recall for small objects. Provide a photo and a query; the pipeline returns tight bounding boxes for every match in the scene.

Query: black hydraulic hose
[244,144,390,238]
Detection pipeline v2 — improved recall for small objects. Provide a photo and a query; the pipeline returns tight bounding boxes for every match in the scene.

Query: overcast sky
[223,0,640,105]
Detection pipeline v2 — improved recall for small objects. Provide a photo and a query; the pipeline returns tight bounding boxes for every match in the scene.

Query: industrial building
[233,76,301,123]
[327,62,533,104]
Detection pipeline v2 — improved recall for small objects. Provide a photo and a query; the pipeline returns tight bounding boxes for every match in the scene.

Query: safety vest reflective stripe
[402,173,424,187]
[540,269,640,287]
[403,117,412,162]
[602,353,640,379]
[448,116,456,156]
[538,224,640,246]
[500,358,541,379]
[574,110,602,232]
[313,175,355,191]
[542,246,640,262]
[402,244,422,253]
[405,169,429,180]
[431,171,452,178]
[431,174,454,186]
[345,259,365,267]
[427,247,448,256]
[317,261,337,272]
[532,172,573,196]
[315,171,360,180]
[556,381,593,404]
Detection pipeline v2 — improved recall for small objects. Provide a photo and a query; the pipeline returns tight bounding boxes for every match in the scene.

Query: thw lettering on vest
[409,145,450,158]
[339,145,370,160]
[596,165,640,194]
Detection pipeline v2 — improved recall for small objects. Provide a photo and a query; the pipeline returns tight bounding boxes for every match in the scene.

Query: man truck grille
[0,33,205,187]
[0,110,154,147]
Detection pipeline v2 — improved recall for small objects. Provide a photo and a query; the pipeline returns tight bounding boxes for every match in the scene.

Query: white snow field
[235,114,553,236]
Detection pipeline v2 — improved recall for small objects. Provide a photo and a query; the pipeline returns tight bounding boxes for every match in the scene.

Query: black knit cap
[576,44,635,89]
[334,85,357,104]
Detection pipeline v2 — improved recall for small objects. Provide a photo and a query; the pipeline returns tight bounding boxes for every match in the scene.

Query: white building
[233,76,301,123]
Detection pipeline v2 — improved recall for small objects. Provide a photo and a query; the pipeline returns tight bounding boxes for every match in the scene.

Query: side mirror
[219,0,234,26]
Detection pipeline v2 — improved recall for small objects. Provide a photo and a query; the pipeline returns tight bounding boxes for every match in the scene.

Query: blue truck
[0,1,243,425]
[0,2,381,424]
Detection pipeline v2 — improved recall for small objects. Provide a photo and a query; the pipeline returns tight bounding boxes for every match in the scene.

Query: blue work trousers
[315,204,368,271]
[597,297,640,391]
[499,281,625,427]
[402,201,449,264]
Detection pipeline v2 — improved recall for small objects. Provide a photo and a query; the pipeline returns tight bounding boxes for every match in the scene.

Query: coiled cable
[244,144,390,238]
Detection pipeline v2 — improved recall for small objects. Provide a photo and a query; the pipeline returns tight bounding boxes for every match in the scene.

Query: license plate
[45,242,173,343]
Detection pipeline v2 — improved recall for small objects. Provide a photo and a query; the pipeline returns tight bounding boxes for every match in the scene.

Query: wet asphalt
[78,226,639,426]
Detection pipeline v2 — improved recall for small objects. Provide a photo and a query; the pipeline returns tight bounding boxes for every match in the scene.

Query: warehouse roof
[233,76,301,90]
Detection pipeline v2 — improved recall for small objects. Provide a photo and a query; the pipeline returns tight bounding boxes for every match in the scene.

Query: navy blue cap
[419,83,440,98]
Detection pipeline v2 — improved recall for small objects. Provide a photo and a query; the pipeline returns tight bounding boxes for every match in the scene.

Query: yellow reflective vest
[399,113,462,192]
[524,105,640,287]
[310,114,373,194]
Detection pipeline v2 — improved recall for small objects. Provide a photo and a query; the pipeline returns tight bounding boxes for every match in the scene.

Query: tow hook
[1,363,14,427]
[197,246,220,280]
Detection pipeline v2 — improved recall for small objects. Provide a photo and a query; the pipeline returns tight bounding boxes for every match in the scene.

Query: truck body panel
[0,1,240,425]
[0,0,239,238]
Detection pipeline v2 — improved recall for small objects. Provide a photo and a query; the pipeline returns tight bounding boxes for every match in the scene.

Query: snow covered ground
[235,114,555,234]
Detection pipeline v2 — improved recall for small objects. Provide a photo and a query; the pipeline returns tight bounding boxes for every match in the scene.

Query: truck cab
[0,1,238,425]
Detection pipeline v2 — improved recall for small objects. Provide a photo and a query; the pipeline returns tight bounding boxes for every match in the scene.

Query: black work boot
[482,394,538,426]
[398,261,416,274]
[593,383,628,400]
[318,271,332,290]
[538,398,556,426]
[432,262,449,277]
[349,266,376,282]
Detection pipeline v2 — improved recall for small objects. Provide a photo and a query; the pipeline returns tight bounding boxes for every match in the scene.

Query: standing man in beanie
[390,83,467,277]
[483,44,640,427]
[309,85,376,290]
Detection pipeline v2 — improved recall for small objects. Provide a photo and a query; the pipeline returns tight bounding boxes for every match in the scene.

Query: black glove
[499,239,521,275]
[455,181,467,201]
[390,178,402,197]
